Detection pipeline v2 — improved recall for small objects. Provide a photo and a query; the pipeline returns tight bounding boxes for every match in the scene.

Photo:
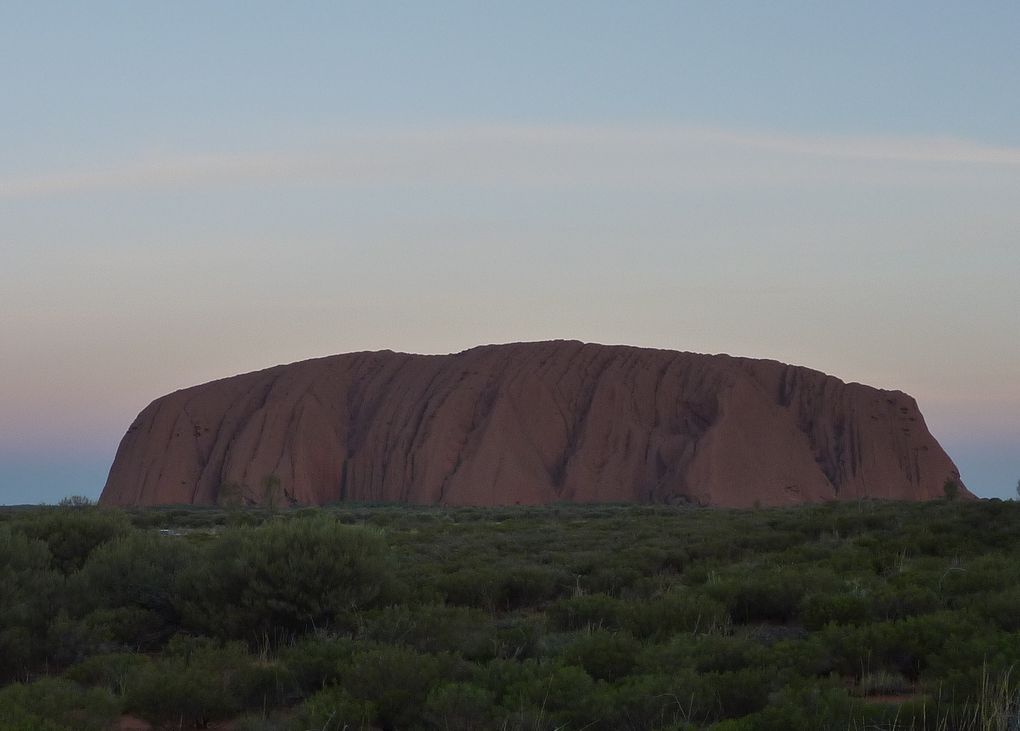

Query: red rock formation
[100,341,968,508]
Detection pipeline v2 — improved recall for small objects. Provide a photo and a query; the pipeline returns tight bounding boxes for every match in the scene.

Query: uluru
[100,341,967,508]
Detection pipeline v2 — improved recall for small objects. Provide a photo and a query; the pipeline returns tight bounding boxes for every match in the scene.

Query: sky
[1,1,1018,503]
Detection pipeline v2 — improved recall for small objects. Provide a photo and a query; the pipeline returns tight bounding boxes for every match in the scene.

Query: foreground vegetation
[1,498,1019,730]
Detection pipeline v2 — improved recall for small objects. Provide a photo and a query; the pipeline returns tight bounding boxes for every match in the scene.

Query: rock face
[100,341,967,508]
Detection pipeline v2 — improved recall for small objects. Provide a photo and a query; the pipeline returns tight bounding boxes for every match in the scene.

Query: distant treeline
[1,498,1020,730]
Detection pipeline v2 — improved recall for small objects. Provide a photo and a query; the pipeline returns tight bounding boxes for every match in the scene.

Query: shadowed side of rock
[100,341,967,508]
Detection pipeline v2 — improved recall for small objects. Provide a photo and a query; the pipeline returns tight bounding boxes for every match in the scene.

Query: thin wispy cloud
[446,124,1020,166]
[0,152,314,199]
[3,125,1019,200]
[675,127,1020,166]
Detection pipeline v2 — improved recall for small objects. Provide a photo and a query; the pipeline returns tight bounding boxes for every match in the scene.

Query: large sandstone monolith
[100,341,967,508]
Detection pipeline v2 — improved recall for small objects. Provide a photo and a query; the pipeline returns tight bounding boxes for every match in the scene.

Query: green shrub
[591,672,704,730]
[279,635,359,694]
[75,530,192,618]
[45,610,118,666]
[711,682,856,731]
[0,526,62,678]
[626,591,729,639]
[585,562,645,595]
[124,640,270,726]
[564,629,641,681]
[0,678,118,731]
[871,582,940,620]
[503,663,598,728]
[436,564,567,611]
[547,593,628,632]
[493,612,545,660]
[800,591,873,630]
[758,636,834,679]
[14,508,130,574]
[424,682,496,729]
[342,645,458,728]
[294,685,376,730]
[497,565,569,608]
[639,634,762,676]
[472,657,543,708]
[707,569,807,624]
[177,516,394,639]
[859,669,911,696]
[64,652,151,694]
[77,606,170,651]
[361,603,496,660]
[969,586,1020,631]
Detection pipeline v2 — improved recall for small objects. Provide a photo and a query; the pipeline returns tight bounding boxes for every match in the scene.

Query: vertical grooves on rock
[550,347,614,492]
[100,342,968,508]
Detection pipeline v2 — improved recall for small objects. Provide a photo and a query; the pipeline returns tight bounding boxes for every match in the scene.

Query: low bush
[14,508,130,574]
[424,682,497,730]
[176,516,394,639]
[563,628,641,681]
[293,684,376,730]
[0,678,118,731]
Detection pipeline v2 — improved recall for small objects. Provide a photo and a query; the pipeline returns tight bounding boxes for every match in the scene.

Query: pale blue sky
[2,2,1018,503]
